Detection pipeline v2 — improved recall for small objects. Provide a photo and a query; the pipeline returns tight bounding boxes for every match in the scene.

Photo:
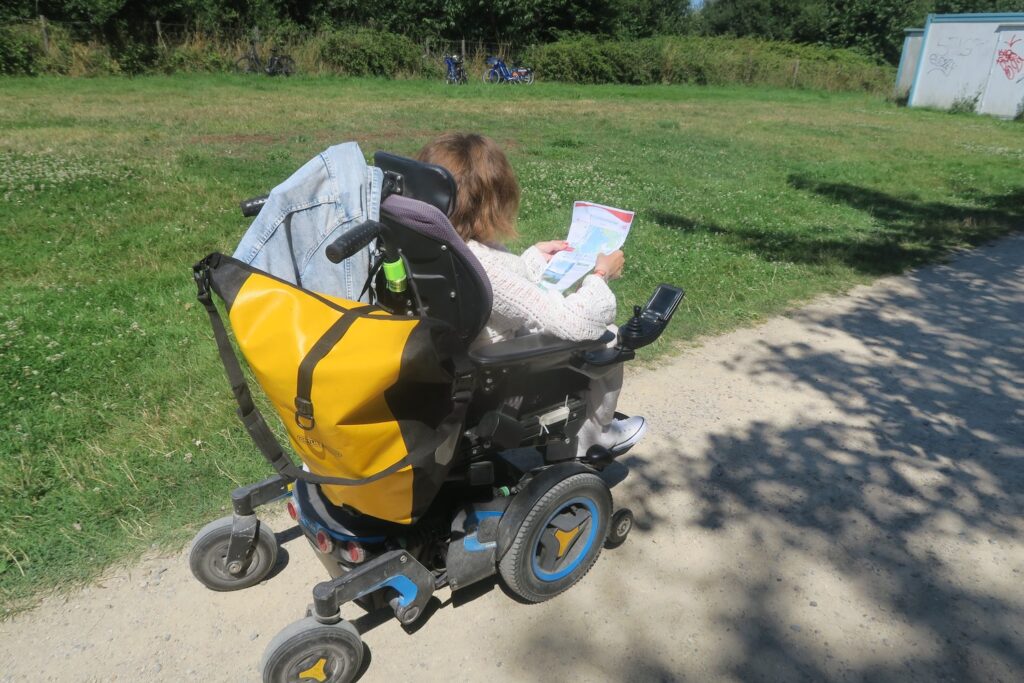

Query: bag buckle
[294,397,315,430]
[192,262,212,303]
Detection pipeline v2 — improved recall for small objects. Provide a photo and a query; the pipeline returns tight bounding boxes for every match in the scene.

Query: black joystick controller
[620,305,646,348]
[618,285,685,350]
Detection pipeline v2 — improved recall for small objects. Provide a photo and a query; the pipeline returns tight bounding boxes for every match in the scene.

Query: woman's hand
[594,250,625,281]
[534,240,572,262]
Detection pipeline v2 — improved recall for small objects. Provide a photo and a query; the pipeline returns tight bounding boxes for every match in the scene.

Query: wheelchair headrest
[381,194,492,344]
[374,152,457,218]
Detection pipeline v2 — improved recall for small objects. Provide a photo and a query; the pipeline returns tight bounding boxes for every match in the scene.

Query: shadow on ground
[511,236,1024,681]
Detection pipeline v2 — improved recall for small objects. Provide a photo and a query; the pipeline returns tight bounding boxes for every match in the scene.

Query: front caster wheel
[261,617,364,683]
[605,508,634,548]
[189,516,278,591]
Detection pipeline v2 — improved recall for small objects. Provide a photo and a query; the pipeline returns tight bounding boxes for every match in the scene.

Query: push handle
[325,220,384,263]
[239,195,269,217]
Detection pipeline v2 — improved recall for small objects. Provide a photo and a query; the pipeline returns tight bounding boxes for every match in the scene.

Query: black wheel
[499,472,611,603]
[605,508,633,548]
[523,70,535,85]
[235,56,256,74]
[261,617,363,683]
[189,516,278,591]
[274,56,296,76]
[484,69,500,84]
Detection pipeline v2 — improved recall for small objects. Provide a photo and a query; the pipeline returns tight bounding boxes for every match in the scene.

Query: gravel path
[2,235,1022,682]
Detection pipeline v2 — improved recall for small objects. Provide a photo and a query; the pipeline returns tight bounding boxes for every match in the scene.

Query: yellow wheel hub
[553,526,582,558]
[298,657,329,682]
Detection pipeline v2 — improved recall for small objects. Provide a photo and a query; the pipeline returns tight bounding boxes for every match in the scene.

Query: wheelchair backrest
[380,194,492,345]
[374,151,456,217]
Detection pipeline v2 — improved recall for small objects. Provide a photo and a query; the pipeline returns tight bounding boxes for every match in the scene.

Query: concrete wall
[908,13,1024,118]
[895,29,924,99]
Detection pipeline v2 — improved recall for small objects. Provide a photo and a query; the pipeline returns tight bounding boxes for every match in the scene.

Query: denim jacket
[233,142,383,301]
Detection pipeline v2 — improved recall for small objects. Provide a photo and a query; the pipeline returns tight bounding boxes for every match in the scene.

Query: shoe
[608,415,647,455]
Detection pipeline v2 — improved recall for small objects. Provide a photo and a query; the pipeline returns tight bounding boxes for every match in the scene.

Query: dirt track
[2,235,1022,682]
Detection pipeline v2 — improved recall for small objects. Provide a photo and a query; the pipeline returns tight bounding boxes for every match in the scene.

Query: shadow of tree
[509,235,1024,681]
[652,180,1024,276]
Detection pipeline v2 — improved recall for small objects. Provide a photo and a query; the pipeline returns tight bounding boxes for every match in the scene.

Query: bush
[524,36,895,93]
[949,92,981,116]
[317,28,422,78]
[114,42,159,76]
[0,24,46,76]
[156,42,231,74]
[68,42,120,76]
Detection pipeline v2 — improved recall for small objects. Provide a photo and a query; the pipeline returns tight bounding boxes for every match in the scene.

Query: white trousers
[574,363,624,458]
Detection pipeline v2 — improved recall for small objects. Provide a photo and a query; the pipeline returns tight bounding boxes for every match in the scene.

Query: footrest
[579,445,619,470]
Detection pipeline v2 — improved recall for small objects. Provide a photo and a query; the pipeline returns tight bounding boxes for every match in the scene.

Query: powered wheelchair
[189,151,683,683]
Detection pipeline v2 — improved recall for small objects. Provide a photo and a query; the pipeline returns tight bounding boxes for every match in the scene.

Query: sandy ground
[2,235,1023,683]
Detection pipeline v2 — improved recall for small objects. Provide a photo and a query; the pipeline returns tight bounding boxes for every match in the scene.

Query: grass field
[1,75,1021,615]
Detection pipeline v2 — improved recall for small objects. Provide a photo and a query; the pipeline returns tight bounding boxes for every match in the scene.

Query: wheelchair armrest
[469,330,615,367]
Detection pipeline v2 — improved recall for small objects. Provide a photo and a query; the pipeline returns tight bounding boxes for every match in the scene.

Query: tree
[699,0,830,44]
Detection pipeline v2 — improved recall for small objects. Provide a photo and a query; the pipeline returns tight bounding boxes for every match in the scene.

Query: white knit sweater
[467,241,617,346]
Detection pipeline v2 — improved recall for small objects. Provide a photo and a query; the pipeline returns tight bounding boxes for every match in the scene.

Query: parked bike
[482,55,534,84]
[444,54,468,85]
[235,41,295,77]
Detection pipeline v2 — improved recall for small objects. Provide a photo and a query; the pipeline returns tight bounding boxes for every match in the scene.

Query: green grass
[0,75,1021,616]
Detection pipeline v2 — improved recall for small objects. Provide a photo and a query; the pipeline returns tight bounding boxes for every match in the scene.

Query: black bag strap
[293,304,374,430]
[359,251,382,304]
[192,257,471,488]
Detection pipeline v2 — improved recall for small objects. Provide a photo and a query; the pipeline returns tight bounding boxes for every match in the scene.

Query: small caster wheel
[261,617,363,683]
[389,595,422,625]
[605,508,634,548]
[189,515,278,591]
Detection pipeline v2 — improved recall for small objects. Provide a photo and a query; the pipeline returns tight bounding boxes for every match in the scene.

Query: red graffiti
[996,35,1024,80]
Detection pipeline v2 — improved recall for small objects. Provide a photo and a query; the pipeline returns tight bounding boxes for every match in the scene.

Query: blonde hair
[416,133,520,244]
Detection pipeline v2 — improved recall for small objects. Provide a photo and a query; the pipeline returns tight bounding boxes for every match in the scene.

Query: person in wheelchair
[417,132,646,459]
[191,139,685,683]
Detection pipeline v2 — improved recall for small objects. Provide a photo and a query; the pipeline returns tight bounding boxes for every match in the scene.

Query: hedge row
[0,25,429,78]
[523,36,894,93]
[1,26,893,94]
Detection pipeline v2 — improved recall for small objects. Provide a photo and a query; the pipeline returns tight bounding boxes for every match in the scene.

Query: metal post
[38,15,49,55]
[461,38,466,59]
[791,59,800,88]
[156,20,164,49]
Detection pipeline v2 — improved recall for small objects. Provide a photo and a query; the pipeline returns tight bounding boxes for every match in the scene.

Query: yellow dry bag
[194,253,469,525]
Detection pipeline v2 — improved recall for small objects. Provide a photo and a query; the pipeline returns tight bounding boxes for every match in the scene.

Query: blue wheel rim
[530,496,600,582]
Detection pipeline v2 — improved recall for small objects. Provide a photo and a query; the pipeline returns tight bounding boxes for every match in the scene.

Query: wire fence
[423,38,523,61]
[6,16,523,58]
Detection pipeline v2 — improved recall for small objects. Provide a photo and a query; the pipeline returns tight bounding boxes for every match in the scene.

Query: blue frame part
[356,575,419,608]
[463,510,503,552]
[311,549,435,622]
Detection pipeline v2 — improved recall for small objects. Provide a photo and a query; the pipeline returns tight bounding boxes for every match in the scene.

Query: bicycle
[482,55,534,85]
[235,41,295,77]
[444,54,468,85]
